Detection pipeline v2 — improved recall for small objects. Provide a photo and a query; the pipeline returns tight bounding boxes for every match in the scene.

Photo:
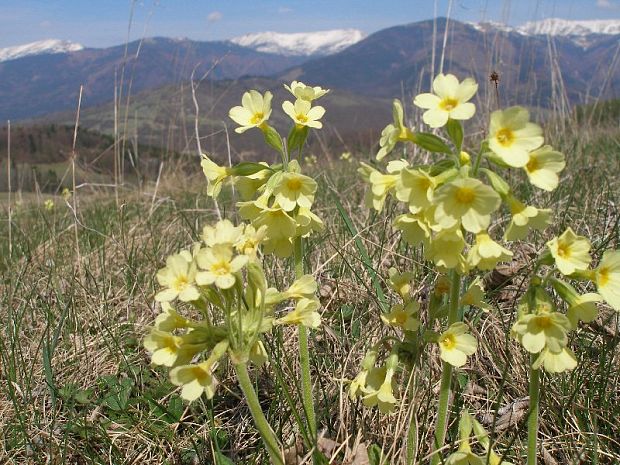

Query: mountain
[0,39,84,62]
[518,18,620,37]
[230,29,365,56]
[0,38,306,121]
[2,18,619,125]
[280,18,619,107]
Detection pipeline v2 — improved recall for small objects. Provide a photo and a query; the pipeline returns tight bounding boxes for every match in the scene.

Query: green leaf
[414,133,452,154]
[446,119,463,151]
[215,451,235,465]
[368,444,389,465]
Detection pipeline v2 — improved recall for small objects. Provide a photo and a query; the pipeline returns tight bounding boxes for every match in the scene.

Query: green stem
[528,356,540,465]
[235,362,284,465]
[294,236,317,444]
[431,270,462,465]
[406,369,418,465]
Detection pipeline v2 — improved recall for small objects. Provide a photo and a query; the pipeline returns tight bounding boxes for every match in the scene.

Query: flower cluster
[145,218,321,401]
[200,81,329,258]
[511,228,620,372]
[351,73,620,436]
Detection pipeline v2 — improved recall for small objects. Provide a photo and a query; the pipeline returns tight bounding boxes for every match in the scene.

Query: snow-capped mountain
[0,39,84,63]
[230,29,365,56]
[518,18,620,36]
[473,18,620,37]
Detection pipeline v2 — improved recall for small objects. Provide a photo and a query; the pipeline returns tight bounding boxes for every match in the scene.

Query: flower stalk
[431,270,462,465]
[235,362,285,465]
[294,235,318,444]
[528,355,541,465]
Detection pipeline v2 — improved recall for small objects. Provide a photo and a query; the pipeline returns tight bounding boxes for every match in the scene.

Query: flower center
[597,267,610,287]
[211,260,232,276]
[526,157,539,173]
[439,98,458,111]
[455,187,476,205]
[286,177,303,192]
[556,243,571,258]
[173,275,189,291]
[250,112,264,124]
[496,128,515,147]
[536,315,552,329]
[296,113,308,123]
[441,334,456,350]
[394,311,408,326]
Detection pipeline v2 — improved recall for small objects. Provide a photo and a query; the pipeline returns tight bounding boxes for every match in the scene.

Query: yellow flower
[195,245,249,289]
[170,362,218,401]
[143,329,206,367]
[249,204,297,258]
[358,162,398,212]
[394,213,432,246]
[361,354,399,413]
[44,199,55,211]
[169,340,229,401]
[547,227,592,276]
[276,298,321,328]
[566,293,601,329]
[438,322,477,367]
[61,187,71,201]
[488,106,544,168]
[273,172,317,212]
[282,99,325,129]
[377,99,413,160]
[202,219,244,248]
[395,168,436,213]
[593,250,620,311]
[155,302,191,332]
[249,340,269,367]
[381,301,420,331]
[460,277,492,312]
[349,349,378,400]
[294,207,324,237]
[156,252,200,302]
[512,311,571,353]
[201,154,231,198]
[234,224,266,259]
[433,177,501,233]
[467,232,513,271]
[340,151,353,162]
[532,347,577,373]
[284,81,329,101]
[229,90,272,133]
[387,268,415,298]
[523,145,565,191]
[413,73,478,128]
[425,228,466,270]
[504,196,552,241]
[234,162,272,200]
[283,274,318,300]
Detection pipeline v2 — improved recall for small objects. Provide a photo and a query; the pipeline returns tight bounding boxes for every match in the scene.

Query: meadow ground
[0,118,619,464]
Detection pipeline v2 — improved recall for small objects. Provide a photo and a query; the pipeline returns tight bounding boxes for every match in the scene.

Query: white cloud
[207,11,223,22]
[278,7,293,14]
[597,0,618,9]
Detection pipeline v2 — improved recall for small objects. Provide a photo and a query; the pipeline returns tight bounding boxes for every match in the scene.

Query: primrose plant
[144,81,330,465]
[351,73,620,465]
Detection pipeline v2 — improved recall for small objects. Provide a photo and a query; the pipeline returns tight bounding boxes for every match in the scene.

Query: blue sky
[1,0,619,48]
